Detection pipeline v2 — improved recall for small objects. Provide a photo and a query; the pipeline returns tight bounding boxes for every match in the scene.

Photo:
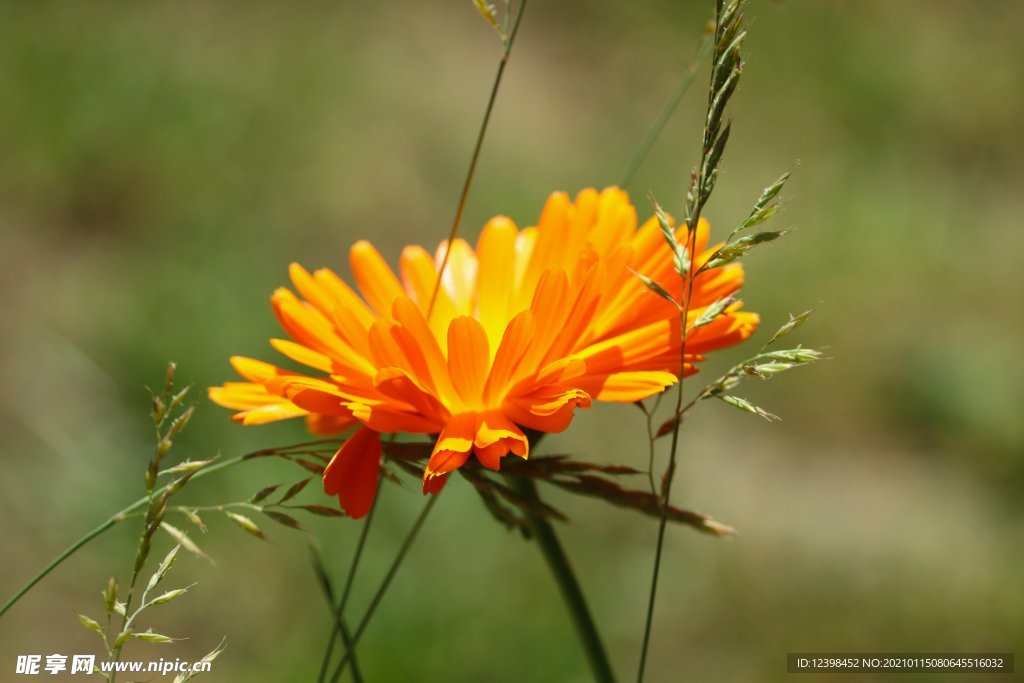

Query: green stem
[427,0,529,320]
[326,495,438,683]
[636,181,700,683]
[337,619,364,683]
[309,540,365,683]
[0,517,117,619]
[637,2,740,677]
[0,453,248,620]
[511,476,618,683]
[317,476,382,683]
[618,32,713,189]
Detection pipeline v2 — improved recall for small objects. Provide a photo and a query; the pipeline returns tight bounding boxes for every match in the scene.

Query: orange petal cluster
[210,188,758,517]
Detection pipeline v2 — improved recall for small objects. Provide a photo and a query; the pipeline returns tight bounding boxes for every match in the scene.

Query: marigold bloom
[210,188,758,517]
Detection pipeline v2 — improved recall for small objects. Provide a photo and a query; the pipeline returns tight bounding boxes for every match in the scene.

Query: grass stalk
[316,476,383,683]
[619,32,713,189]
[310,540,365,683]
[636,2,743,680]
[326,495,438,683]
[0,453,249,620]
[427,0,529,320]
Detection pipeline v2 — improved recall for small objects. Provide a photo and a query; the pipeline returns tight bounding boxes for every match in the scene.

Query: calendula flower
[210,187,758,517]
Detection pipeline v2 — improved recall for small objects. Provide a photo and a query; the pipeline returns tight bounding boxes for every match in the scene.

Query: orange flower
[210,187,758,517]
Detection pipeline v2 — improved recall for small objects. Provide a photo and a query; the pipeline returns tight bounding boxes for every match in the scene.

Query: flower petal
[422,472,448,495]
[576,370,677,402]
[323,427,381,519]
[425,412,477,478]
[482,311,535,405]
[475,216,518,348]
[504,386,591,433]
[306,413,357,435]
[350,240,404,316]
[447,316,490,409]
[435,238,477,316]
[473,410,528,470]
[399,245,456,340]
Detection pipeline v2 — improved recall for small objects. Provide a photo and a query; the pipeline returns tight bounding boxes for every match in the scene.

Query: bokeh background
[2,1,1022,681]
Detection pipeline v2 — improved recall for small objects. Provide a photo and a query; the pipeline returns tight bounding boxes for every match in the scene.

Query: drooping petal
[422,473,448,495]
[473,410,529,470]
[425,412,477,479]
[323,427,381,519]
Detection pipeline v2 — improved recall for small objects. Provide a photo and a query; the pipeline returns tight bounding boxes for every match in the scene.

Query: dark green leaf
[264,511,304,531]
[279,477,313,503]
[298,504,347,518]
[250,484,281,504]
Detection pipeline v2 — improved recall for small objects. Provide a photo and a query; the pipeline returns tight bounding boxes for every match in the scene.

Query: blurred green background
[2,1,1022,681]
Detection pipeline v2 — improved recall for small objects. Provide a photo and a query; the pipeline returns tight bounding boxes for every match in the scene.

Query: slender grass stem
[635,1,737,677]
[310,541,365,683]
[0,453,250,620]
[511,476,618,683]
[635,230,696,683]
[0,517,116,619]
[426,0,529,320]
[619,33,713,190]
[642,402,659,499]
[326,495,438,683]
[336,618,362,683]
[316,476,383,683]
